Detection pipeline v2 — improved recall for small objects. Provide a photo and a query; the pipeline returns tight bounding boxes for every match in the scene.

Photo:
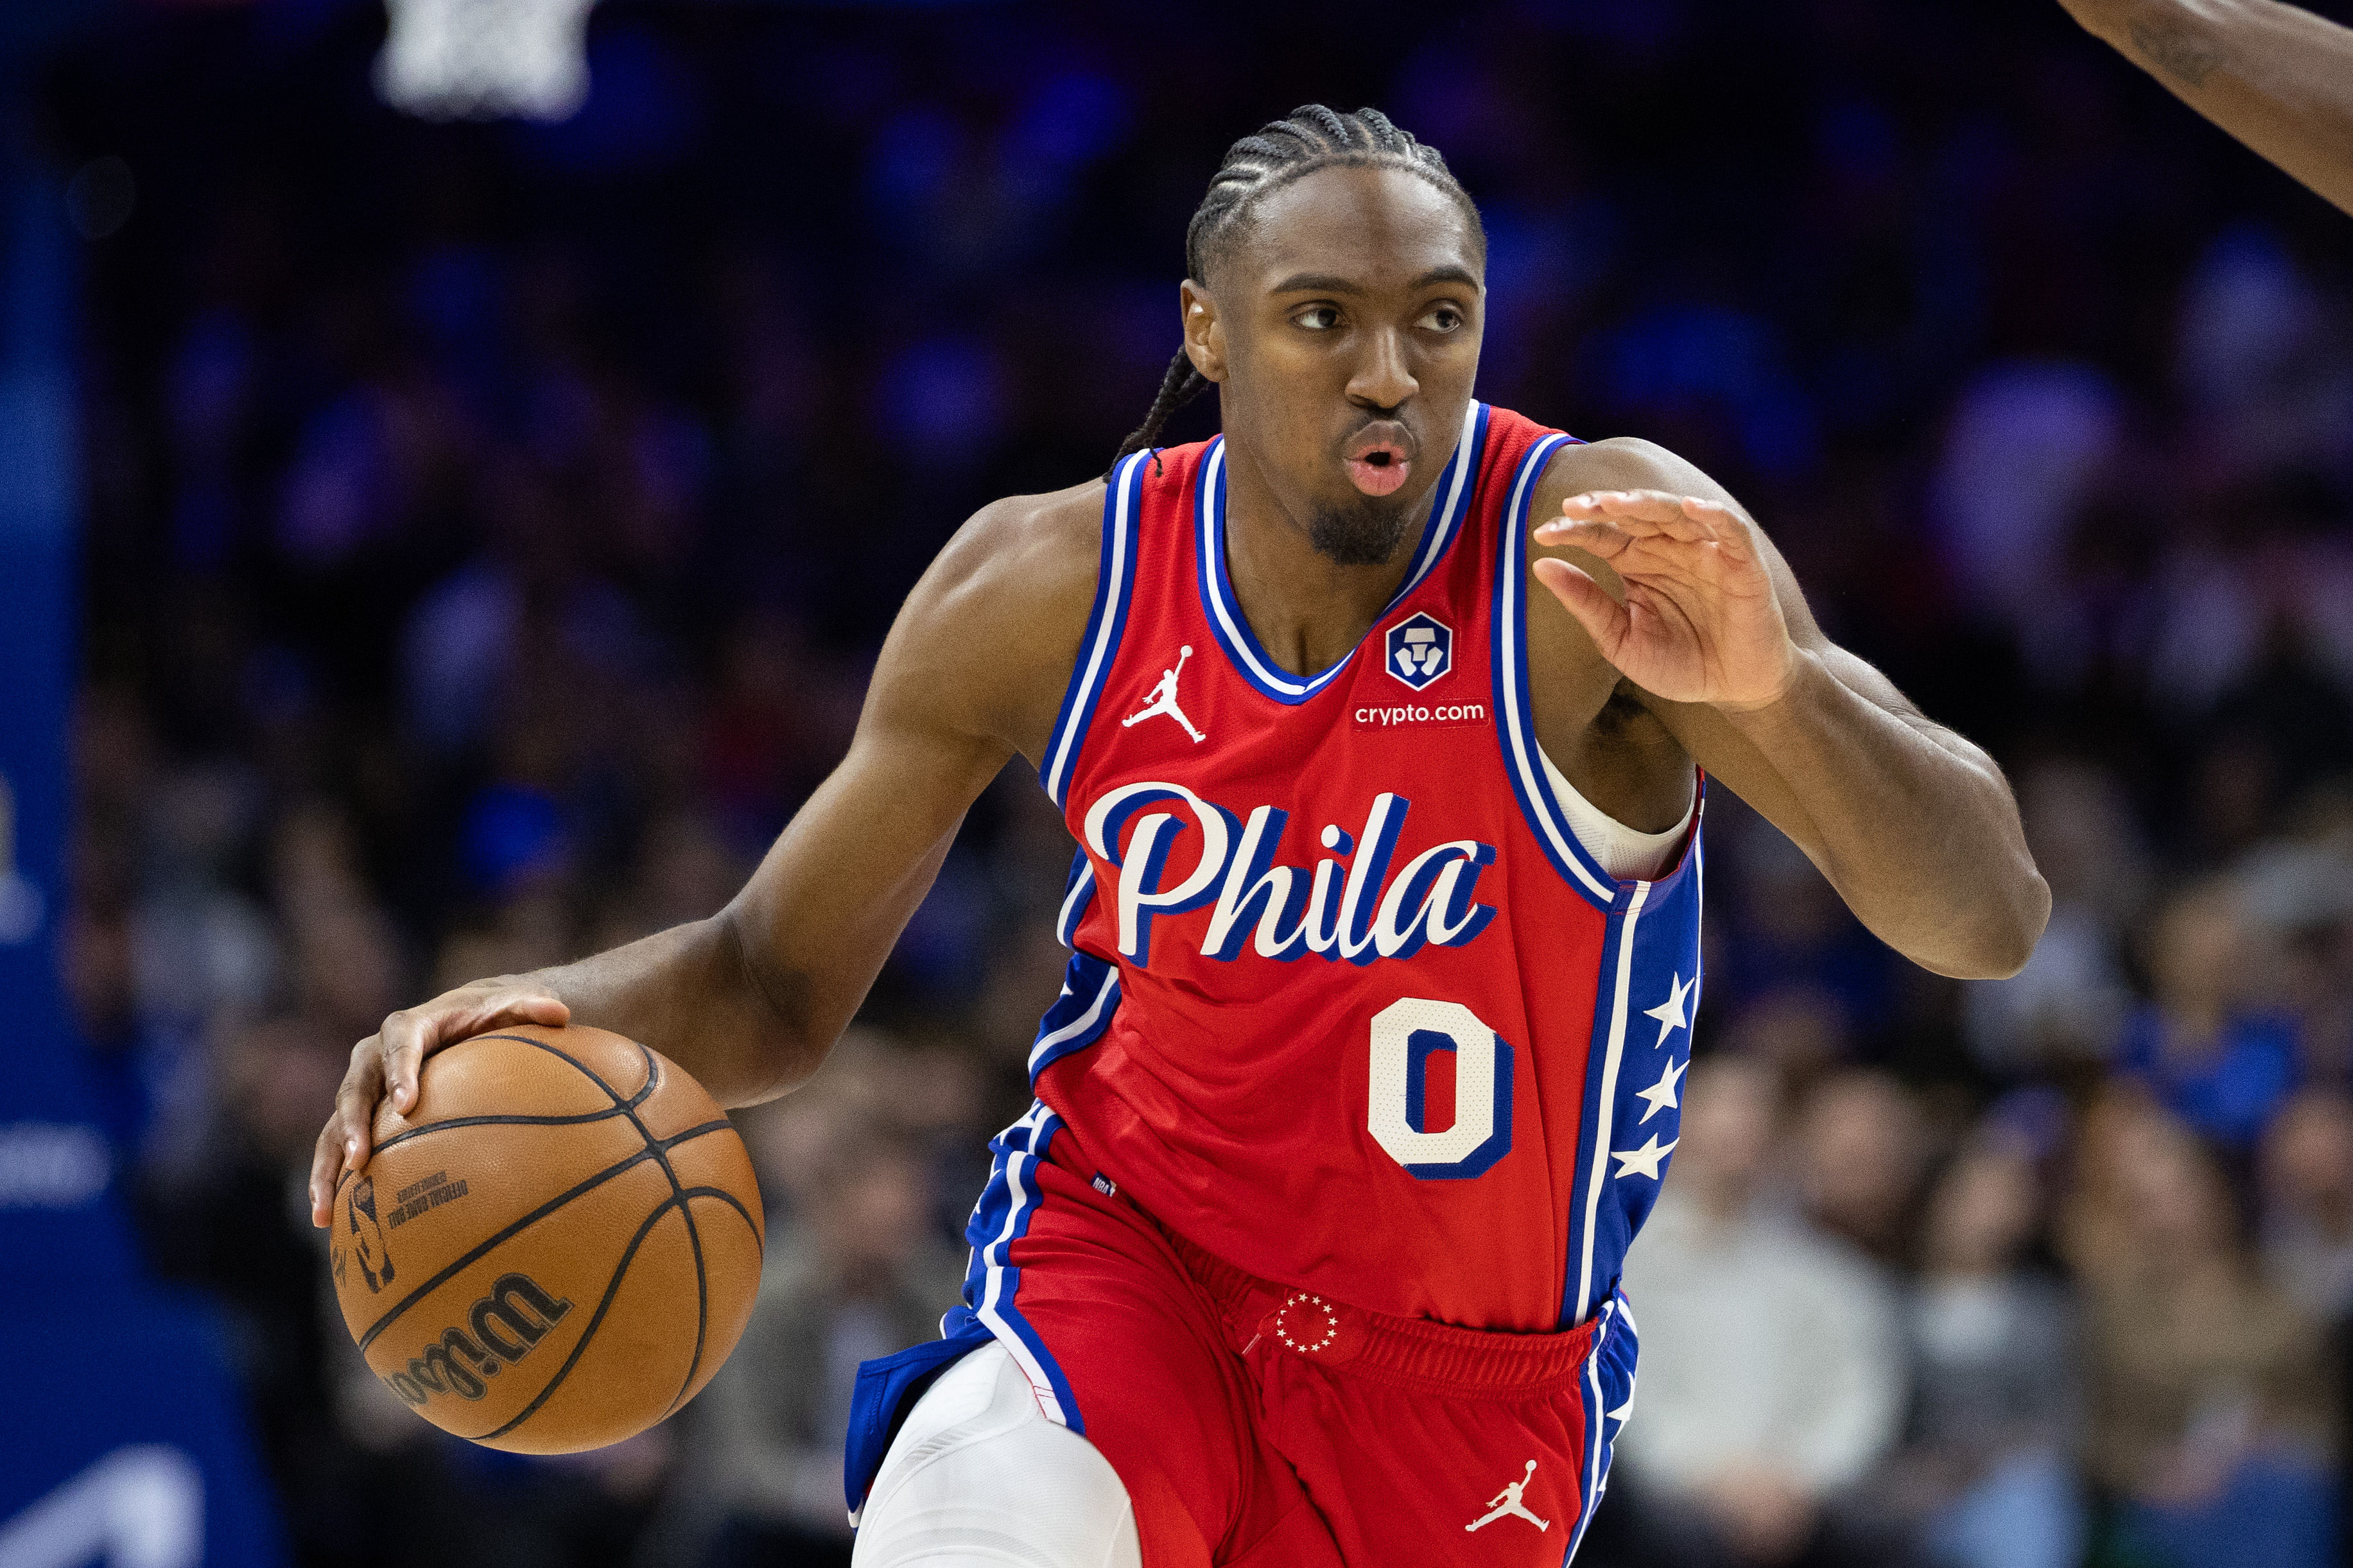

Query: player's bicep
[1738,519,1984,757]
[1569,440,1982,844]
[739,574,1026,943]
[725,489,1095,1011]
[715,694,1005,1064]
[1549,438,1832,642]
[1638,650,1988,866]
[865,486,1102,768]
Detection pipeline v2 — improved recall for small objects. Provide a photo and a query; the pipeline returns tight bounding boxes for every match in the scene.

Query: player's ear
[1180,279,1226,384]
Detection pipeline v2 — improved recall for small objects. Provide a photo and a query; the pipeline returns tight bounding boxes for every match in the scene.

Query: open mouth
[1343,429,1414,497]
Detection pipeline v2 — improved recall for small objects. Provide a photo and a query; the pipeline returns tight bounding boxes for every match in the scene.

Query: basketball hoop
[377,0,599,123]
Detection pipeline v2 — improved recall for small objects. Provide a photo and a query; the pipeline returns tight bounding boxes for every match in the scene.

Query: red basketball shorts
[921,1101,1639,1567]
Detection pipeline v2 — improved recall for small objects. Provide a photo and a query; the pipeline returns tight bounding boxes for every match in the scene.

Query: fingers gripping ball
[329,1024,764,1452]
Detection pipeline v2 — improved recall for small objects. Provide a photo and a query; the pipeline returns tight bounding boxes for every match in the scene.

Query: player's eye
[1418,305,1464,333]
[1294,305,1341,332]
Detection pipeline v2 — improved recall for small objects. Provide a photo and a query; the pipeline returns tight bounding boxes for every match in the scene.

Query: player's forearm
[554,512,1064,1106]
[523,912,816,1108]
[528,804,961,1110]
[722,820,962,1094]
[2071,0,2353,214]
[1719,652,2049,979]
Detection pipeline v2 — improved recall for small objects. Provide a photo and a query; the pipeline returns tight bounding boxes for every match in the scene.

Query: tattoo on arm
[2129,17,2228,88]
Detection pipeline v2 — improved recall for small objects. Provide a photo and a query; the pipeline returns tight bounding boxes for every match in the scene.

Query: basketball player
[2059,0,2353,215]
[309,107,2048,1565]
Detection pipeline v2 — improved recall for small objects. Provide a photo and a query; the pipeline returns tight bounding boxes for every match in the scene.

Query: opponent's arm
[1531,442,2048,980]
[308,488,1100,1225]
[2061,0,2353,216]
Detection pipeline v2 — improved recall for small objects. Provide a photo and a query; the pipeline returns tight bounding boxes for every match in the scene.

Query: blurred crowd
[34,1,2353,1565]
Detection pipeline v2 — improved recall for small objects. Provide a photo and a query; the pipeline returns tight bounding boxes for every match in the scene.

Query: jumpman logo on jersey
[1464,1460,1549,1533]
[1122,645,1205,743]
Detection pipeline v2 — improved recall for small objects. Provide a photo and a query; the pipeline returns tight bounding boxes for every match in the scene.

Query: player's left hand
[1532,489,1798,711]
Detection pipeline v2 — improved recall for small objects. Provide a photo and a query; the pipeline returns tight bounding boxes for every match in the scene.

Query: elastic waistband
[1162,1226,1603,1396]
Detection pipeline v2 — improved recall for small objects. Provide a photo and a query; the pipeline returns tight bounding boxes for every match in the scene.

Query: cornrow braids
[1109,349,1212,479]
[1107,104,1484,476]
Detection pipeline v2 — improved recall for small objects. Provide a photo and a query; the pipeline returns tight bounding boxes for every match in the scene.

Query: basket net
[377,0,599,122]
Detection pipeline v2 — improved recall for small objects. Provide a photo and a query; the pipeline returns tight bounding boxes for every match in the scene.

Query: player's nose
[1346,325,1417,413]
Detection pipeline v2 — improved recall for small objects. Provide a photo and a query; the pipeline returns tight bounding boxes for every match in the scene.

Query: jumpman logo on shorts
[1465,1460,1549,1533]
[1122,645,1205,743]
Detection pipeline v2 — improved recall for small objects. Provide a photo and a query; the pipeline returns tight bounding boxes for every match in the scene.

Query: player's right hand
[308,978,571,1227]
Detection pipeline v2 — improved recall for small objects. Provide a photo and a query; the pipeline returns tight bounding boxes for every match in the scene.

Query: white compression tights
[851,1342,1143,1568]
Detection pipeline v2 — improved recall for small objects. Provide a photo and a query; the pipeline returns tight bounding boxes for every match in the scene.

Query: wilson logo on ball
[381,1273,574,1408]
[332,1025,766,1453]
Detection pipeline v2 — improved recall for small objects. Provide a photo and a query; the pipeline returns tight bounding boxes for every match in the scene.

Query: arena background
[1,1,2350,1565]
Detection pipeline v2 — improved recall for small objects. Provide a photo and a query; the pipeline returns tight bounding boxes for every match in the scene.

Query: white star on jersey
[1633,1056,1688,1123]
[1642,972,1696,1049]
[1610,1133,1678,1181]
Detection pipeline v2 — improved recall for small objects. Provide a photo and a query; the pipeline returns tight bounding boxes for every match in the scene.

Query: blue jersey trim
[1570,1327,1605,1558]
[1567,1293,1638,1559]
[1196,401,1489,705]
[1054,848,1096,949]
[1561,879,1647,1325]
[1042,452,1148,808]
[946,1103,1086,1433]
[1489,432,1623,909]
[1027,950,1121,1083]
[1559,842,1705,1329]
[1491,433,1710,922]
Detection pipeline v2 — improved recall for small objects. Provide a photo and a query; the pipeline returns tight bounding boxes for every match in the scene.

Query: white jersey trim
[1042,452,1148,808]
[1197,399,1486,704]
[1572,881,1649,1321]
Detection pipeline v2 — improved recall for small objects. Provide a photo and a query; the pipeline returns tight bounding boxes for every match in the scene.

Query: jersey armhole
[1489,431,1678,911]
[1536,747,1697,881]
[1039,452,1147,808]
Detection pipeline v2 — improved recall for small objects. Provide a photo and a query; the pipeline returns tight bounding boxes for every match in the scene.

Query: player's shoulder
[1464,408,1700,498]
[883,477,1108,759]
[1535,435,1712,501]
[921,478,1105,635]
[1518,434,1750,555]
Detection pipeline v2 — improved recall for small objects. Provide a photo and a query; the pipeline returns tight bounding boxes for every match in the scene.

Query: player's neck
[1219,441,1423,679]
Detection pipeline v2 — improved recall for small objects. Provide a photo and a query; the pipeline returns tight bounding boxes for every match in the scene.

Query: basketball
[328,1024,764,1454]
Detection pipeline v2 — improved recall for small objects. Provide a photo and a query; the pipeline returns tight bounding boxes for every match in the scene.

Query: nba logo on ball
[1385,613,1451,690]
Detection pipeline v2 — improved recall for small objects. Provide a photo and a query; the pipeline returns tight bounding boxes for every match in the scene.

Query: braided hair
[1108,104,1484,476]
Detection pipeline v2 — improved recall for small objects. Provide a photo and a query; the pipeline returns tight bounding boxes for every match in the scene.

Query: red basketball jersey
[1027,402,1703,1334]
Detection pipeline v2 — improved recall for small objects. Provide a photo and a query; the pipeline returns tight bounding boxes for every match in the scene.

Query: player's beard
[1308,494,1419,567]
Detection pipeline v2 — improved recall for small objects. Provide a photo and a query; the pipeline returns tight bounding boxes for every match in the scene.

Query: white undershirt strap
[1538,750,1695,882]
